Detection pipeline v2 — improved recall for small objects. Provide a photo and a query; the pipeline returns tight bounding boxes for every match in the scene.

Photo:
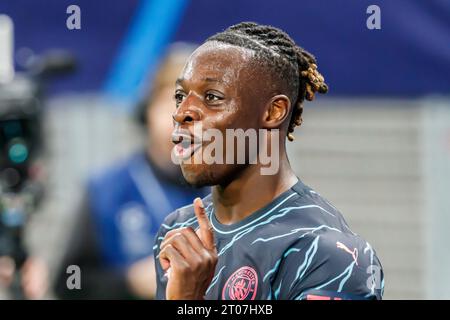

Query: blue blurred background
[1,0,449,100]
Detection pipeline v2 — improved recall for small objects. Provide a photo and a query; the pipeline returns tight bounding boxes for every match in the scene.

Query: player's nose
[172,98,201,125]
[172,109,200,125]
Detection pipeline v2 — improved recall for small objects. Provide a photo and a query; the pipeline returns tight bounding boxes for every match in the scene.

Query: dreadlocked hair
[206,22,328,141]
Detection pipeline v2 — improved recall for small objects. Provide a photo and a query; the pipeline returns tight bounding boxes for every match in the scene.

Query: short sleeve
[271,233,384,300]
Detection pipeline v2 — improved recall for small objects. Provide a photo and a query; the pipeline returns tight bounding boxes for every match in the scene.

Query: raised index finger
[193,197,215,251]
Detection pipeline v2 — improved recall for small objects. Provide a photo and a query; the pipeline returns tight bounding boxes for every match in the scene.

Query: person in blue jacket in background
[54,43,207,299]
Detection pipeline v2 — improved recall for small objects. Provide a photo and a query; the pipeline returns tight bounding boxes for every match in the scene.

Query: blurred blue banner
[104,0,189,106]
[0,0,449,100]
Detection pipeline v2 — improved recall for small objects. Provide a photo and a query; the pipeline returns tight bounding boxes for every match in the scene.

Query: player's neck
[211,152,298,226]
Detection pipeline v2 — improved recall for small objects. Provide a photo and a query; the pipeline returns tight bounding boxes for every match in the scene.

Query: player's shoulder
[289,181,375,250]
[279,180,356,235]
[284,181,382,265]
[158,193,213,234]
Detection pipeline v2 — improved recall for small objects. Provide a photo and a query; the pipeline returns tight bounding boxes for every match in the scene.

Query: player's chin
[180,164,215,188]
[180,163,228,188]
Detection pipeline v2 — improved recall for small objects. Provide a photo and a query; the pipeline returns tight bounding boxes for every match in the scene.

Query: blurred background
[0,0,449,299]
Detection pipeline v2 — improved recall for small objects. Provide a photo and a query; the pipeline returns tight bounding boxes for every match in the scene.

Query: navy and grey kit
[154,180,384,300]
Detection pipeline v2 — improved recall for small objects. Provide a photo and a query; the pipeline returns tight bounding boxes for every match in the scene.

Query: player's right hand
[159,197,218,300]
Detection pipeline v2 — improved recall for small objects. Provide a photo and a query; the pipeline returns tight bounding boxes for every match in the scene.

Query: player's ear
[262,94,291,129]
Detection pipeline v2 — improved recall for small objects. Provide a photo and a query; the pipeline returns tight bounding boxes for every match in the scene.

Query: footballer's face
[172,41,269,187]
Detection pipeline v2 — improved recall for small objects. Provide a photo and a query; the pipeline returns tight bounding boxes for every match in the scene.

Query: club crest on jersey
[222,266,258,300]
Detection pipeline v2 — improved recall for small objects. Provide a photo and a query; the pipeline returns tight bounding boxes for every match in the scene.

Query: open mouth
[172,132,202,161]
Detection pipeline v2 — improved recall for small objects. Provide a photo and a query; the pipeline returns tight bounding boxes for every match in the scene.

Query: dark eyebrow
[175,77,224,86]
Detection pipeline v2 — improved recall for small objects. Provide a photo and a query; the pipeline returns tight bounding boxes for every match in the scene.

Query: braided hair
[206,22,328,141]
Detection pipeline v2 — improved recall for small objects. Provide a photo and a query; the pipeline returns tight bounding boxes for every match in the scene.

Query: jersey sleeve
[271,233,384,300]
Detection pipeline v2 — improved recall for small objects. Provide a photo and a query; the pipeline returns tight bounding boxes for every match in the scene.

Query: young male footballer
[154,22,384,300]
